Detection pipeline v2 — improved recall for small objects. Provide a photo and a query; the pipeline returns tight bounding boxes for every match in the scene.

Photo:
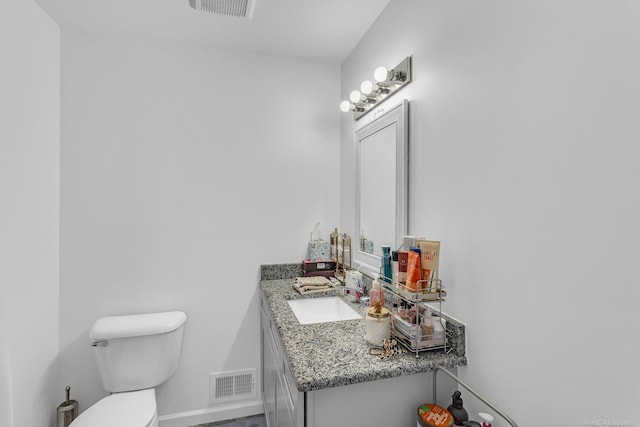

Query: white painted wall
[59,31,340,423]
[0,1,60,426]
[341,1,640,425]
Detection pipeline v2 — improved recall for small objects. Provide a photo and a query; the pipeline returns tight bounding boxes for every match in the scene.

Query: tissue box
[309,241,330,262]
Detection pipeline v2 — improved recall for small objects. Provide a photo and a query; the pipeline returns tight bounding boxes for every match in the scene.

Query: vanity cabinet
[261,297,304,427]
[259,271,467,427]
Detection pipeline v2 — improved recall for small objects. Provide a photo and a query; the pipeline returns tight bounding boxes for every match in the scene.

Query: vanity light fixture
[339,56,412,120]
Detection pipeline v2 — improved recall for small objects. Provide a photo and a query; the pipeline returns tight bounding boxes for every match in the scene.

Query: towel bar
[432,366,518,427]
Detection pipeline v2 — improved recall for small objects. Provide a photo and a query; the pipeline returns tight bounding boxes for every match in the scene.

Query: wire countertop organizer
[379,277,451,358]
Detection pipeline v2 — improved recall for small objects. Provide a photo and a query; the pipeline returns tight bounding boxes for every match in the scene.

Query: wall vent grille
[209,369,257,404]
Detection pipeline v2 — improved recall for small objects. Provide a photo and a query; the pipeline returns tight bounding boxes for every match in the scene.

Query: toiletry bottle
[398,251,408,286]
[447,391,469,426]
[402,235,416,251]
[407,306,417,324]
[420,307,434,340]
[398,301,407,320]
[391,302,398,327]
[391,251,399,287]
[432,313,446,341]
[406,247,422,291]
[345,234,352,269]
[478,413,494,427]
[381,245,392,282]
[330,228,338,261]
[369,274,384,308]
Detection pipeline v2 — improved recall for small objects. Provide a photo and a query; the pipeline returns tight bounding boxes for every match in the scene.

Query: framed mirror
[354,99,408,277]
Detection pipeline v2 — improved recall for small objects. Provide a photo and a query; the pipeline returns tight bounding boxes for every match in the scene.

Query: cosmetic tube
[405,247,422,291]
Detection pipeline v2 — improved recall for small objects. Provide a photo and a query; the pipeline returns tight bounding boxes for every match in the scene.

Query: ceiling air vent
[188,0,256,19]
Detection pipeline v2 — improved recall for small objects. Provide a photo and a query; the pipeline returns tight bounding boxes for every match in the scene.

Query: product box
[309,240,330,262]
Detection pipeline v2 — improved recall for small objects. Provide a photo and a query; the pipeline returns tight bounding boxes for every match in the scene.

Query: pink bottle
[369,275,385,307]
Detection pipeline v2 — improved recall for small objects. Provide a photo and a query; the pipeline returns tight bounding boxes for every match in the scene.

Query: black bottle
[447,391,469,426]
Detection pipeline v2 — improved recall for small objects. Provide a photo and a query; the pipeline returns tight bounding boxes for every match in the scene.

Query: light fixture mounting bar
[353,56,412,120]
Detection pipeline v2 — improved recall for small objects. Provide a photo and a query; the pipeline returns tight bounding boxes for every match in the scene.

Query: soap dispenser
[369,274,384,308]
[447,391,469,426]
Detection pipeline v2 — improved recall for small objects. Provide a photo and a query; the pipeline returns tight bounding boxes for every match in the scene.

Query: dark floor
[191,414,266,427]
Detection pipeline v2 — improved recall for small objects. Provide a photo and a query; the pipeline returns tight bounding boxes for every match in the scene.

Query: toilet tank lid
[90,311,187,341]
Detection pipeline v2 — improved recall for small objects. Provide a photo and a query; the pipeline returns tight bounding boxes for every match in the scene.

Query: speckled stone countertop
[260,263,467,393]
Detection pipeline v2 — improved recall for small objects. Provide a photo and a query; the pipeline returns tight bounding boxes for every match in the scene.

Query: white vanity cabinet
[261,298,304,427]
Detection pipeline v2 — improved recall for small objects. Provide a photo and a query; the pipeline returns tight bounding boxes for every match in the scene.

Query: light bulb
[360,80,374,95]
[349,90,362,103]
[339,100,352,112]
[374,66,390,82]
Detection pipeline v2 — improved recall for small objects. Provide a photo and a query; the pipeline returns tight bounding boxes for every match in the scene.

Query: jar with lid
[366,305,390,347]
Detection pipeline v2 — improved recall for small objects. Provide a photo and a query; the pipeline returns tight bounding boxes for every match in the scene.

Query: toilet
[70,311,187,427]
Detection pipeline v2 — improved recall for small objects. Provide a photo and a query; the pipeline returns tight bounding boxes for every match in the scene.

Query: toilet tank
[89,311,187,393]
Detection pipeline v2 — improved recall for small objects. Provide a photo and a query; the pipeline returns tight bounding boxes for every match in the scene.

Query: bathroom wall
[0,1,60,426]
[341,1,639,425]
[59,31,340,424]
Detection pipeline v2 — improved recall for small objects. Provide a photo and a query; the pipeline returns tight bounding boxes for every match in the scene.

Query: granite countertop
[260,264,468,393]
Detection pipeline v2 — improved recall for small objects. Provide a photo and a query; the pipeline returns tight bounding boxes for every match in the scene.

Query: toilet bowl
[69,311,187,427]
[70,388,158,427]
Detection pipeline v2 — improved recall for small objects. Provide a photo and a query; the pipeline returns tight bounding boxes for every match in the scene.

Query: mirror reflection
[359,124,396,255]
[354,100,408,276]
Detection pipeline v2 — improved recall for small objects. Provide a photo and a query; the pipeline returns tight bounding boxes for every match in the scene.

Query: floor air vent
[210,369,257,404]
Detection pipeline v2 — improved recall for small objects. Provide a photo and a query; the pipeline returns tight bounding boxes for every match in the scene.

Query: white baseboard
[158,400,264,427]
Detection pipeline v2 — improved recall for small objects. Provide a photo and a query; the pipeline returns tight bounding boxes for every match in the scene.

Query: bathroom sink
[287,297,362,325]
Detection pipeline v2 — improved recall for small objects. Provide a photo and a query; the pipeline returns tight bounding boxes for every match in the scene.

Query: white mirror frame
[353,99,408,278]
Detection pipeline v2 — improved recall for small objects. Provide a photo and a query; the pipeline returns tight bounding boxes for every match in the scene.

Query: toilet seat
[70,388,157,427]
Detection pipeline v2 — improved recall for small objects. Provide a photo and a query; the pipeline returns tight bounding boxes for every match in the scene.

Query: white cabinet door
[262,310,277,427]
[262,295,304,427]
[276,373,296,427]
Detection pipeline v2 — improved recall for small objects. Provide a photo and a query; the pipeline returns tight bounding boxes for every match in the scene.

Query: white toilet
[70,311,187,427]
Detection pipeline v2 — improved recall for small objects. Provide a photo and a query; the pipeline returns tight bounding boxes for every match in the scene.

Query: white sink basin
[287,297,362,325]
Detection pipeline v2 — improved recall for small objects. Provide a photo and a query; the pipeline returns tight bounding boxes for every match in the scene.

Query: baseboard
[158,399,264,427]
